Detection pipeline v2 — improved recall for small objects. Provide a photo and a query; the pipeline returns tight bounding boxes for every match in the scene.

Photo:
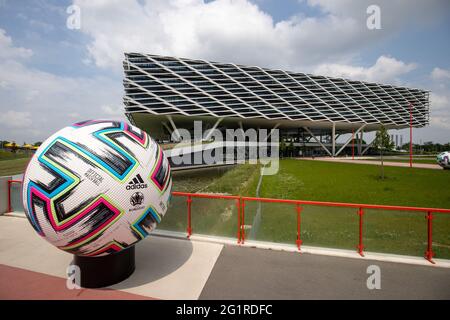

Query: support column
[204,117,223,141]
[361,138,375,156]
[303,127,332,157]
[410,103,413,168]
[166,115,181,141]
[358,130,363,155]
[332,123,336,157]
[335,124,366,157]
[265,123,280,142]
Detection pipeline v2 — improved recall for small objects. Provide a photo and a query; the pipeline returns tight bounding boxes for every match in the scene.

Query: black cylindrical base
[73,246,135,288]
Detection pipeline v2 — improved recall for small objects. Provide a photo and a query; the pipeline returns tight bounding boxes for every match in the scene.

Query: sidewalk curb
[151,229,450,269]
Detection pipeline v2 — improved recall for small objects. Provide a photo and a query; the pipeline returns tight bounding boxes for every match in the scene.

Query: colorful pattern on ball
[22,120,172,256]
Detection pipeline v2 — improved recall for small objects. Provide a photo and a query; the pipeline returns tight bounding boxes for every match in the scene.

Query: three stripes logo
[126,174,148,190]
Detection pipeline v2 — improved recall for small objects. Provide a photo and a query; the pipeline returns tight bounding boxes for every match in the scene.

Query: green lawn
[0,150,31,160]
[0,158,30,176]
[260,159,450,208]
[4,153,448,259]
[357,157,437,165]
[158,163,261,238]
[251,159,450,259]
[161,159,450,260]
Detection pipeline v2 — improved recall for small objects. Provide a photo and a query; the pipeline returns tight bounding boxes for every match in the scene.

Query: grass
[357,157,437,165]
[5,151,448,259]
[250,159,450,259]
[260,159,450,208]
[0,150,31,161]
[0,158,30,177]
[161,159,450,259]
[159,163,261,237]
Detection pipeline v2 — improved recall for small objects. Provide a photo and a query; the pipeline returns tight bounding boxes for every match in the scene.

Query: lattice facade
[123,53,429,129]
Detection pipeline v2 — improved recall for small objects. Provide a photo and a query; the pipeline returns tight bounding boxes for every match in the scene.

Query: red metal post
[236,198,241,244]
[296,204,303,251]
[171,192,450,263]
[352,128,355,160]
[425,211,435,264]
[186,195,192,238]
[410,103,413,168]
[241,200,246,244]
[7,180,11,213]
[357,207,364,256]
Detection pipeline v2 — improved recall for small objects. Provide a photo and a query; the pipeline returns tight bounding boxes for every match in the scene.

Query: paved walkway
[0,215,223,300]
[0,215,449,300]
[303,157,441,170]
[0,264,152,300]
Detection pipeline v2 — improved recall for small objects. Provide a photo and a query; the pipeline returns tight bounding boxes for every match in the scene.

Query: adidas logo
[126,174,148,190]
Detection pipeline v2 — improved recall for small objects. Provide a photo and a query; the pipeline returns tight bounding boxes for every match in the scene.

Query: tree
[279,140,286,158]
[10,142,18,153]
[373,126,395,179]
[287,141,294,157]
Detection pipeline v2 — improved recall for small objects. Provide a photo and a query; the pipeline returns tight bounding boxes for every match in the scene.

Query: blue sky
[0,0,450,144]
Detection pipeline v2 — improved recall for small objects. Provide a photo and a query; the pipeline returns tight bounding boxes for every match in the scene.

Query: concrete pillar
[0,176,12,214]
[358,130,363,155]
[332,123,336,157]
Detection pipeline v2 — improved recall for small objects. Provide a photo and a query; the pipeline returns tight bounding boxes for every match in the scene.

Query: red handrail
[172,192,450,264]
[8,180,450,264]
[241,195,450,214]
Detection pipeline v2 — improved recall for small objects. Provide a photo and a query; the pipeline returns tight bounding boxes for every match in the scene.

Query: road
[200,245,450,299]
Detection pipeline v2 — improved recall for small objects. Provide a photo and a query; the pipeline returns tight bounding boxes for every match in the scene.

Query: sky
[0,0,450,144]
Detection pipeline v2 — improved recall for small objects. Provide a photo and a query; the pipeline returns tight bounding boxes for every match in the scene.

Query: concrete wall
[0,176,12,214]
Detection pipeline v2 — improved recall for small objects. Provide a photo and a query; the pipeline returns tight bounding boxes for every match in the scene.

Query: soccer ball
[437,151,450,169]
[22,120,172,256]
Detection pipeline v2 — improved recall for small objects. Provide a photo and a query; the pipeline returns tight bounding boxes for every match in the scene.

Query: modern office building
[122,53,430,157]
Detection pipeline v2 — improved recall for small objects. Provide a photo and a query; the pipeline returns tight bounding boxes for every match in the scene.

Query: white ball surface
[22,120,172,256]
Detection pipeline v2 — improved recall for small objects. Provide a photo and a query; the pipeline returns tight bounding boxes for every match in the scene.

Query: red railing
[7,181,450,264]
[173,191,450,264]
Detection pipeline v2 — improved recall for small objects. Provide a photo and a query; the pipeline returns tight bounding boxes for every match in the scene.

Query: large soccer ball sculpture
[437,151,450,169]
[22,120,172,256]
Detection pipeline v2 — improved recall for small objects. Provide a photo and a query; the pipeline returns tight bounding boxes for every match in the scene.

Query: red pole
[410,103,413,168]
[236,198,241,244]
[352,128,354,160]
[187,196,192,238]
[7,180,11,213]
[357,207,364,256]
[425,211,435,264]
[296,204,303,251]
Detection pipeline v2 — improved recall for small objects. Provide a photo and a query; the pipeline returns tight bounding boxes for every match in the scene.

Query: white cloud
[427,67,450,131]
[101,105,123,116]
[313,55,417,84]
[0,111,32,128]
[0,28,124,142]
[431,67,450,81]
[0,60,125,141]
[307,0,449,27]
[1,0,450,144]
[73,0,449,73]
[0,29,33,60]
[431,93,449,111]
